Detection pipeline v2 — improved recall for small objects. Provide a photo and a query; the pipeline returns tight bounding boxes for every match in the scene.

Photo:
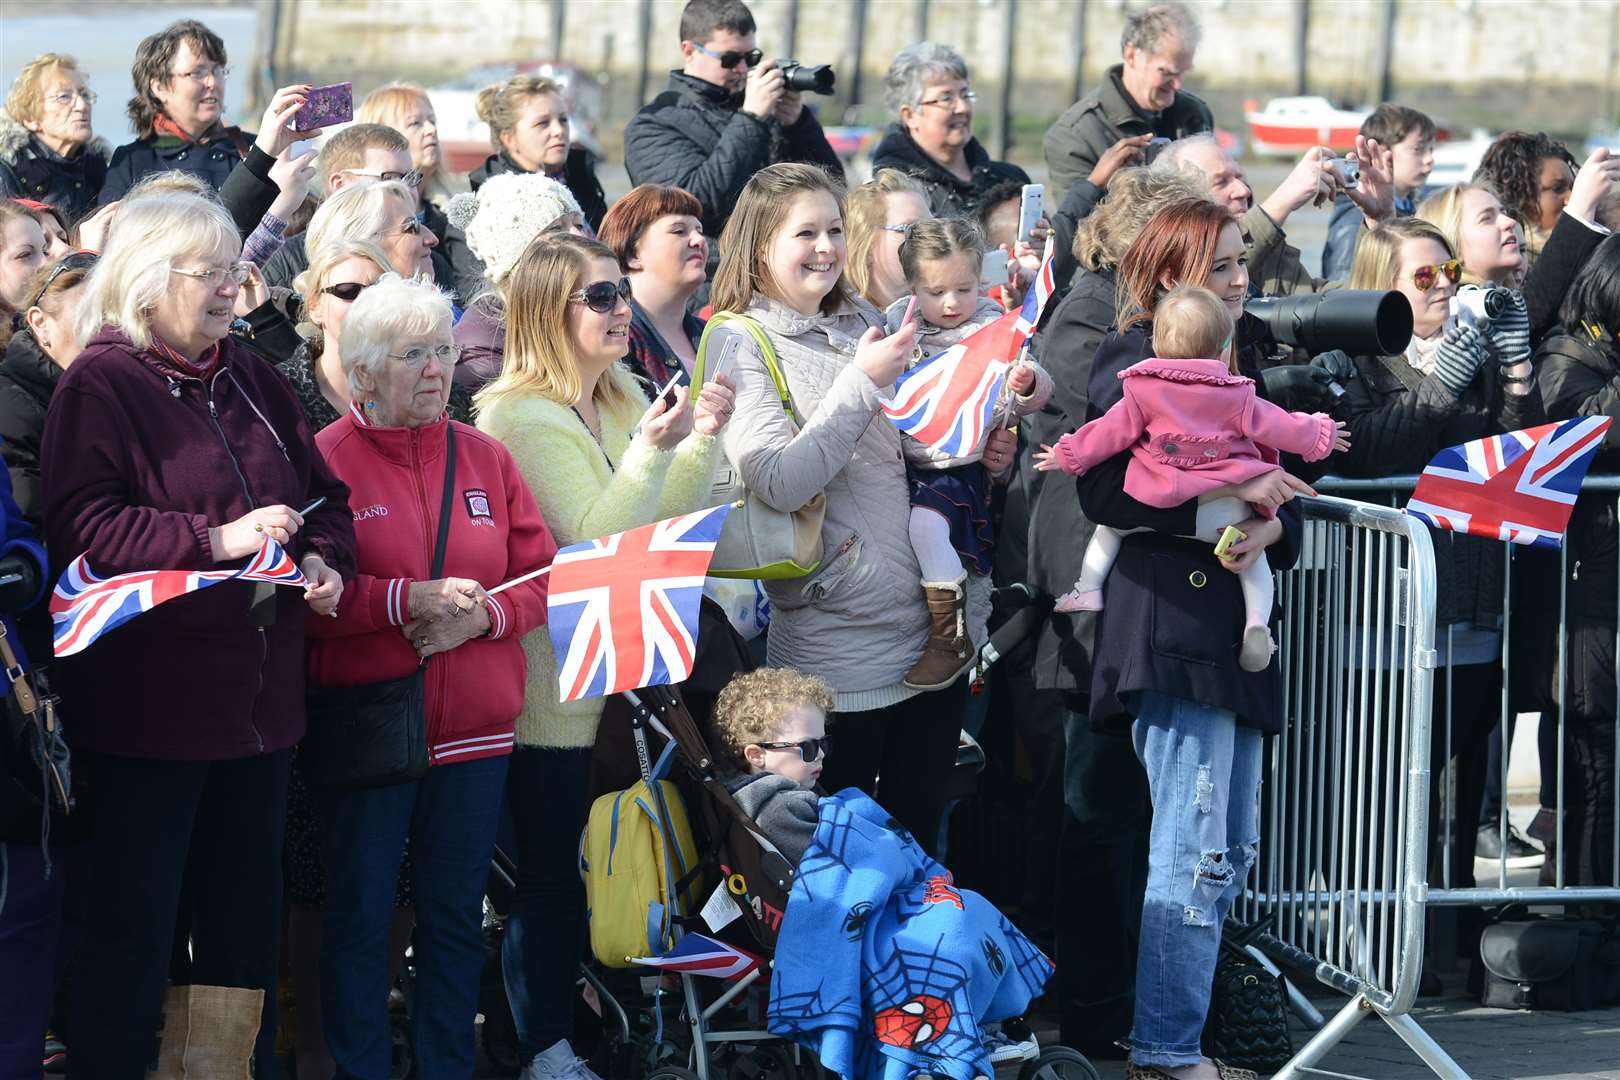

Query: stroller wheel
[1016,1047,1099,1080]
[646,1068,702,1080]
[719,1041,800,1080]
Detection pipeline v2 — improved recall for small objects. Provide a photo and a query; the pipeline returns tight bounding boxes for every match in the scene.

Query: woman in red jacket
[306,272,555,1079]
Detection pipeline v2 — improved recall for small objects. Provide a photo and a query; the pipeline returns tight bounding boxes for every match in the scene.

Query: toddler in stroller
[711,669,1055,1080]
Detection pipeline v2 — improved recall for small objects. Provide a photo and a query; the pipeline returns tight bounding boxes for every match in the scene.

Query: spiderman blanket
[767,790,1052,1080]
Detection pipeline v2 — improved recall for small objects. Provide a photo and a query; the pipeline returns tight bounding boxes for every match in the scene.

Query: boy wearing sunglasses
[714,668,833,865]
[623,0,843,270]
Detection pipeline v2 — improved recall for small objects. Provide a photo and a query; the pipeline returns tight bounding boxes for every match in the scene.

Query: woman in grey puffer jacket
[706,163,985,856]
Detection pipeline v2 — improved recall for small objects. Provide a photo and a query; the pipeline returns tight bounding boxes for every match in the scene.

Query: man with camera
[624,0,842,269]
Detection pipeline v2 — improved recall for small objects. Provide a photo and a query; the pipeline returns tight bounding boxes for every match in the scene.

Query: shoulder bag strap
[431,422,457,580]
[693,313,799,423]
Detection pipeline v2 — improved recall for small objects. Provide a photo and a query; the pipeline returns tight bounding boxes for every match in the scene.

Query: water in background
[2,4,259,146]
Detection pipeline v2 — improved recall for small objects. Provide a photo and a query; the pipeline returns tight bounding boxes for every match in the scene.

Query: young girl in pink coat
[1035,286,1350,670]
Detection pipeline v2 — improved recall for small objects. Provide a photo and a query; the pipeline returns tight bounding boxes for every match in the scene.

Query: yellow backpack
[579,744,704,967]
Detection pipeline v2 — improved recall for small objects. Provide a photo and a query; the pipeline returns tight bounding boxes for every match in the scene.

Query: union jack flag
[882,240,1056,458]
[1405,417,1613,549]
[51,539,307,657]
[546,504,731,702]
[632,931,761,980]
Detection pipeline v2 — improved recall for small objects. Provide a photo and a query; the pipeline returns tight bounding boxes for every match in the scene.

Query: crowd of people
[0,1,1617,1079]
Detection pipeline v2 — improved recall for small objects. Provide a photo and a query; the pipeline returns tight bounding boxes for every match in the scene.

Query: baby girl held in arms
[1034,285,1350,671]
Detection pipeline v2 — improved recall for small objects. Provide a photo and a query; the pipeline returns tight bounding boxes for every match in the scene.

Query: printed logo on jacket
[464,488,495,527]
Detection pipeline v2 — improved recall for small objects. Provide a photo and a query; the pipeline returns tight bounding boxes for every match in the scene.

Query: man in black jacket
[624,0,842,261]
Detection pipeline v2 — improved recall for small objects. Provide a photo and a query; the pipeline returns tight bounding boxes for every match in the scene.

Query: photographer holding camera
[624,0,842,274]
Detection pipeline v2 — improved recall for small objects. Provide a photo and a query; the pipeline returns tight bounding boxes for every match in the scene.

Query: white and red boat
[1245,96,1369,157]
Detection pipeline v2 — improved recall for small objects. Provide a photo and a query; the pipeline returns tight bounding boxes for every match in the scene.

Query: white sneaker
[523,1039,602,1080]
[983,1022,1039,1064]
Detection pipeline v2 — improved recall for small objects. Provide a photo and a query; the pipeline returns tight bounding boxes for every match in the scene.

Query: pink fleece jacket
[1051,357,1337,511]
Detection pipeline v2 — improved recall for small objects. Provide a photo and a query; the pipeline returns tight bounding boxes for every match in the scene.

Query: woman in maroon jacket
[40,190,354,1078]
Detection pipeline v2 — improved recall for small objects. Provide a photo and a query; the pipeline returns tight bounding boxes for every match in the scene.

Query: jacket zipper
[203,372,268,754]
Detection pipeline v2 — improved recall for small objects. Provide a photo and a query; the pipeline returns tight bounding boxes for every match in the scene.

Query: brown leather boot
[903,576,976,690]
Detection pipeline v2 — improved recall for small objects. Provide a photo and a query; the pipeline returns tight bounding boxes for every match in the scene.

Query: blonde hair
[339,273,454,397]
[5,53,84,129]
[357,82,454,205]
[712,163,851,316]
[1415,183,1495,284]
[74,191,239,350]
[475,233,641,417]
[1074,167,1209,273]
[475,75,564,151]
[303,180,414,270]
[293,237,394,353]
[898,217,984,284]
[1152,285,1234,368]
[126,170,216,201]
[1347,217,1453,293]
[712,668,835,769]
[844,169,927,304]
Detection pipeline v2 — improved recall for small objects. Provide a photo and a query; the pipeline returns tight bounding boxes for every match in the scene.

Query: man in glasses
[625,0,842,276]
[1043,3,1213,213]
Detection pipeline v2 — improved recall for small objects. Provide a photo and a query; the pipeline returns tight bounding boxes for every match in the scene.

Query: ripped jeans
[1128,691,1264,1067]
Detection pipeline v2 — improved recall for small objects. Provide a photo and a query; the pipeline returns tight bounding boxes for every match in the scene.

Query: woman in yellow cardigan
[475,233,733,1079]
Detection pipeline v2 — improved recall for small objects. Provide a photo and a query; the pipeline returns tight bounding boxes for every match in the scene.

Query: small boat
[1245,96,1369,157]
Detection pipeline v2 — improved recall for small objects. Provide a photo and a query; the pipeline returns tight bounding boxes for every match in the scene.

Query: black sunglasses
[29,250,98,309]
[689,41,764,69]
[569,277,633,314]
[756,735,831,762]
[322,281,374,302]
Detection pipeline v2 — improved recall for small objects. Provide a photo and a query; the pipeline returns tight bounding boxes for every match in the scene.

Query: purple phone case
[292,82,352,131]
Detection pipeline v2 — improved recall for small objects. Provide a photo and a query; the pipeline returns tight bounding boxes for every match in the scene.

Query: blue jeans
[502,746,593,1061]
[1129,691,1263,1068]
[0,842,69,1079]
[321,755,507,1080]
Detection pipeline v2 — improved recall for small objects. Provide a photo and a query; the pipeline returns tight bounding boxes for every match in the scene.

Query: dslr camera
[778,60,835,95]
[1453,283,1511,328]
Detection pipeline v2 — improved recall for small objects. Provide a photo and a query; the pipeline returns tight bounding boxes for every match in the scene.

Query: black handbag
[1480,916,1620,1011]
[0,623,71,832]
[1201,939,1294,1074]
[306,425,457,790]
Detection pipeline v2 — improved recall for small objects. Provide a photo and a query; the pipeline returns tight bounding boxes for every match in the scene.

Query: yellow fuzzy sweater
[477,364,722,748]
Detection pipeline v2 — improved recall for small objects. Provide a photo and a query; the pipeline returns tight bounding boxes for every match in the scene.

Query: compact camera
[1329,156,1360,188]
[1453,284,1511,327]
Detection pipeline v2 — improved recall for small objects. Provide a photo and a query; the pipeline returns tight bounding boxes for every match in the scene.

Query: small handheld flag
[630,931,760,980]
[546,504,732,702]
[51,539,308,657]
[1404,417,1612,548]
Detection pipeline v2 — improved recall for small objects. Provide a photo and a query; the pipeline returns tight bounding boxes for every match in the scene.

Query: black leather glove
[1259,364,1346,414]
[0,553,40,617]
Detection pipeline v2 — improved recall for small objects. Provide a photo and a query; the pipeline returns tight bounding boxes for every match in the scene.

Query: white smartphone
[1017,183,1044,245]
[981,248,1010,286]
[709,335,740,383]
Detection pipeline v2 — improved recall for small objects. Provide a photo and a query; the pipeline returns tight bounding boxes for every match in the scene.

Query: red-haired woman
[1074,197,1306,1080]
[597,183,709,395]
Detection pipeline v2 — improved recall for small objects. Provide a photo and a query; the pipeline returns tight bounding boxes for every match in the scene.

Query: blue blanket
[768,790,1053,1079]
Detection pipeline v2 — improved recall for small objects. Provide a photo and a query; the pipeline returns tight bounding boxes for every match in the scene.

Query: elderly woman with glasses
[0,53,108,224]
[871,41,1030,220]
[308,272,557,1079]
[40,190,353,1076]
[475,233,733,1077]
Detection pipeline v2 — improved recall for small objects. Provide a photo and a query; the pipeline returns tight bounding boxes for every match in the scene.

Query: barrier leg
[1273,994,1374,1080]
[1383,1010,1470,1080]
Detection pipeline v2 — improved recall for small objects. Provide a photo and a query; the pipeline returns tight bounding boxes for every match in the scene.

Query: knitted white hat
[446,172,583,286]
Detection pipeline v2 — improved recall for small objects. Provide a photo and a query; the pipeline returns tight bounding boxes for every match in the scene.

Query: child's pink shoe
[1053,588,1104,613]
[1239,624,1276,672]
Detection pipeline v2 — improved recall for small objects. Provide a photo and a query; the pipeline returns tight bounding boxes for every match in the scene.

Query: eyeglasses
[28,251,98,309]
[756,735,831,762]
[387,343,461,368]
[321,281,374,303]
[880,221,917,235]
[686,41,764,69]
[1407,259,1462,291]
[917,90,977,110]
[395,212,429,238]
[344,168,424,189]
[170,261,254,288]
[172,65,229,83]
[569,277,633,314]
[45,89,97,108]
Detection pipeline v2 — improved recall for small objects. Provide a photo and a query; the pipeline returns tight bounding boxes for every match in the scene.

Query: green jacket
[1042,64,1213,203]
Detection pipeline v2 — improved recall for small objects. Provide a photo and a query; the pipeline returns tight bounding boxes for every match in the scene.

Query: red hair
[598,184,704,272]
[1115,198,1232,332]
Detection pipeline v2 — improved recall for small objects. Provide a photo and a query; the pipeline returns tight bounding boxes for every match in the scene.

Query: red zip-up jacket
[308,406,556,764]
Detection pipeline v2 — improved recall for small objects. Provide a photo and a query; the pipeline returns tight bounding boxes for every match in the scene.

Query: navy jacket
[468,147,609,233]
[0,115,109,225]
[870,124,1029,221]
[99,125,251,204]
[1077,324,1302,733]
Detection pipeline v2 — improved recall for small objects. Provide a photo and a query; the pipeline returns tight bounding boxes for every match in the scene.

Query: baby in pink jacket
[1034,286,1349,671]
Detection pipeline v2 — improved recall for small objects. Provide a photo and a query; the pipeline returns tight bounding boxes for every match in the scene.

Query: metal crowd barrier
[1236,478,1620,1080]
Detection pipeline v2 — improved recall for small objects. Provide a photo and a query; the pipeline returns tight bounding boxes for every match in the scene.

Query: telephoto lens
[778,60,835,95]
[1453,283,1510,326]
[1245,290,1414,359]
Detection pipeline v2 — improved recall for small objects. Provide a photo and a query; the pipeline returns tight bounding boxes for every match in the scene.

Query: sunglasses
[322,280,374,302]
[687,41,764,69]
[756,735,831,762]
[569,277,633,314]
[1408,259,1462,291]
[29,250,97,309]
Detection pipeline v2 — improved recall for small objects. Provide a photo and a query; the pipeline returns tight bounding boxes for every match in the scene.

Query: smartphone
[981,248,1010,286]
[291,82,353,132]
[1017,183,1044,245]
[709,336,740,384]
